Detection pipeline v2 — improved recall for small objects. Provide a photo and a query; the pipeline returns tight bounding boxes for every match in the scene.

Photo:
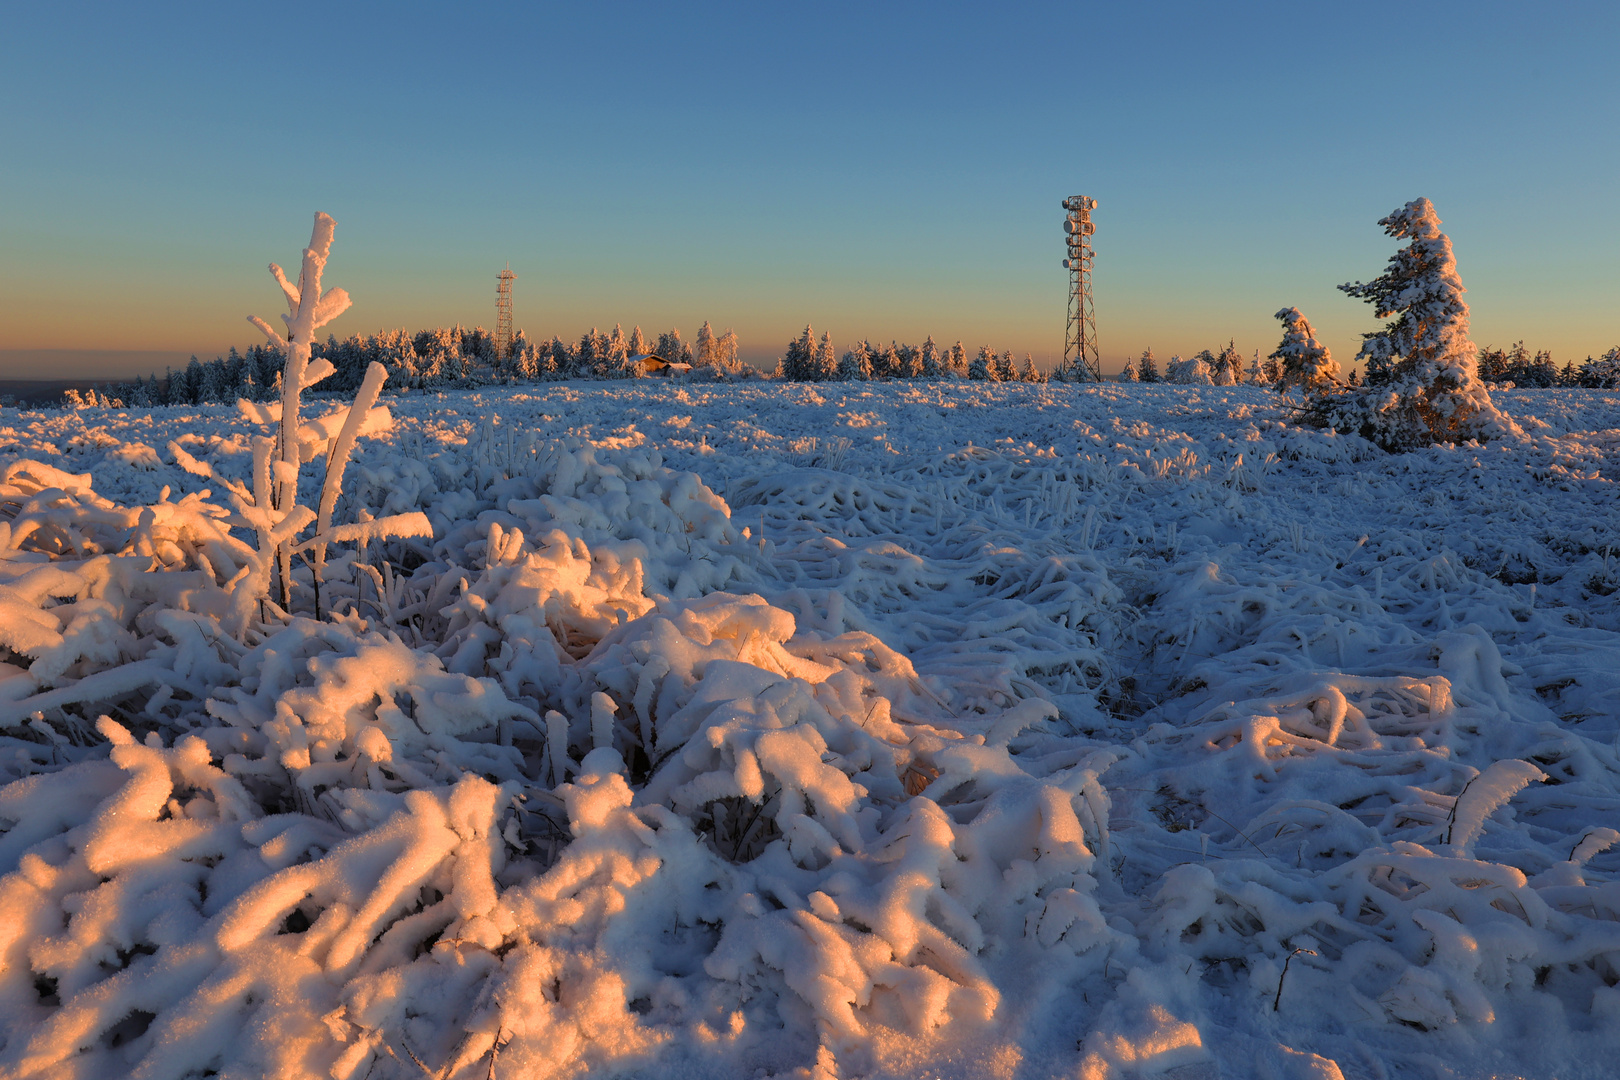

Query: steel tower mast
[1061,196,1102,382]
[495,263,516,359]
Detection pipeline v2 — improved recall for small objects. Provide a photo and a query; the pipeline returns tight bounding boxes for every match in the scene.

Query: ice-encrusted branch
[246,212,353,608]
[235,215,426,625]
[247,315,287,350]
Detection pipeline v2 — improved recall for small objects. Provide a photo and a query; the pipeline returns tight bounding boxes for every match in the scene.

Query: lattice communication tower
[495,263,516,359]
[1061,196,1102,382]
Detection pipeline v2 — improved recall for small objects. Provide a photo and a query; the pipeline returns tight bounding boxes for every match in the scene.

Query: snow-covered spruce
[1307,198,1519,451]
[1269,307,1340,393]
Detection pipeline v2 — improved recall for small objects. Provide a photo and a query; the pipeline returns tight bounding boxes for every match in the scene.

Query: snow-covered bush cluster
[2,222,1619,1079]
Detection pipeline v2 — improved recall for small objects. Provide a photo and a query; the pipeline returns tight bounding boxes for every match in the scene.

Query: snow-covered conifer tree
[183,358,206,403]
[549,336,571,377]
[200,356,229,402]
[783,325,816,381]
[968,346,993,381]
[628,325,648,358]
[515,340,540,380]
[993,350,1017,382]
[876,343,896,379]
[717,328,740,372]
[1269,307,1340,393]
[442,348,467,384]
[694,321,717,367]
[836,341,871,381]
[949,341,968,377]
[1578,347,1620,388]
[1498,340,1531,385]
[1309,197,1515,449]
[920,336,942,378]
[1211,341,1243,385]
[599,324,640,378]
[1019,353,1042,382]
[585,327,609,375]
[1138,348,1159,383]
[814,331,837,381]
[655,328,685,366]
[1119,354,1139,381]
[1505,344,1557,387]
[893,343,917,379]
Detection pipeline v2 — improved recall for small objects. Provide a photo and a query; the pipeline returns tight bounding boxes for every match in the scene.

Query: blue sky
[2,1,1616,377]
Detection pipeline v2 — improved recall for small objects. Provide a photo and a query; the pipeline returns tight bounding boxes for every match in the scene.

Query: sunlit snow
[2,376,1619,1080]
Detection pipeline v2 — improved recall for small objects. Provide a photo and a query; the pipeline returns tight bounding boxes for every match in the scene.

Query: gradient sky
[2,1,1616,378]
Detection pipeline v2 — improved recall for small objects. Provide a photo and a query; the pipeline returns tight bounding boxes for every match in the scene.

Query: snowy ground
[1,380,1618,1080]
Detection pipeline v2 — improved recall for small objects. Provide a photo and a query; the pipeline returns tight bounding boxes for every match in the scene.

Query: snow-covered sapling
[1269,307,1340,393]
[244,212,429,624]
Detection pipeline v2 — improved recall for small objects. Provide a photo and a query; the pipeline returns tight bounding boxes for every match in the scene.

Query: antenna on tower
[1057,196,1102,382]
[495,263,516,360]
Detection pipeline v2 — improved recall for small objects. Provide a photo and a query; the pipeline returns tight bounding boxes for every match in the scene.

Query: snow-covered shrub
[1269,306,1340,392]
[1166,354,1213,385]
[1304,199,1519,451]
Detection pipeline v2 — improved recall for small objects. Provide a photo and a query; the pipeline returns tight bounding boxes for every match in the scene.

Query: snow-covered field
[2,380,1619,1080]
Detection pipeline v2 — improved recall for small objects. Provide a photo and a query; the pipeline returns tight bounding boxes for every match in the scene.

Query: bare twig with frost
[249,212,350,607]
[240,212,429,626]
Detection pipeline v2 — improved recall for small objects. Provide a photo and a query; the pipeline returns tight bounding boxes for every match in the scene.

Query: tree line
[775,327,1047,383]
[53,303,1620,411]
[72,321,746,407]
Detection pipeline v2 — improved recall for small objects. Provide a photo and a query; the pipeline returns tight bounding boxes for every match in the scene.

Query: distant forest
[73,322,742,407]
[56,325,1620,409]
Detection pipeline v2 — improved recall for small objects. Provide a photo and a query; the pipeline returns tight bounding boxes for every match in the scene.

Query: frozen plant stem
[239,213,428,629]
[249,212,352,607]
[1273,947,1317,1011]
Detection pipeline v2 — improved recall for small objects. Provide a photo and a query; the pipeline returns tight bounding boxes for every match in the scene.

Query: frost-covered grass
[1,380,1618,1079]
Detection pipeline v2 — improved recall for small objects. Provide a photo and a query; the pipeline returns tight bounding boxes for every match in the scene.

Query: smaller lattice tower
[1058,196,1102,382]
[495,263,516,359]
